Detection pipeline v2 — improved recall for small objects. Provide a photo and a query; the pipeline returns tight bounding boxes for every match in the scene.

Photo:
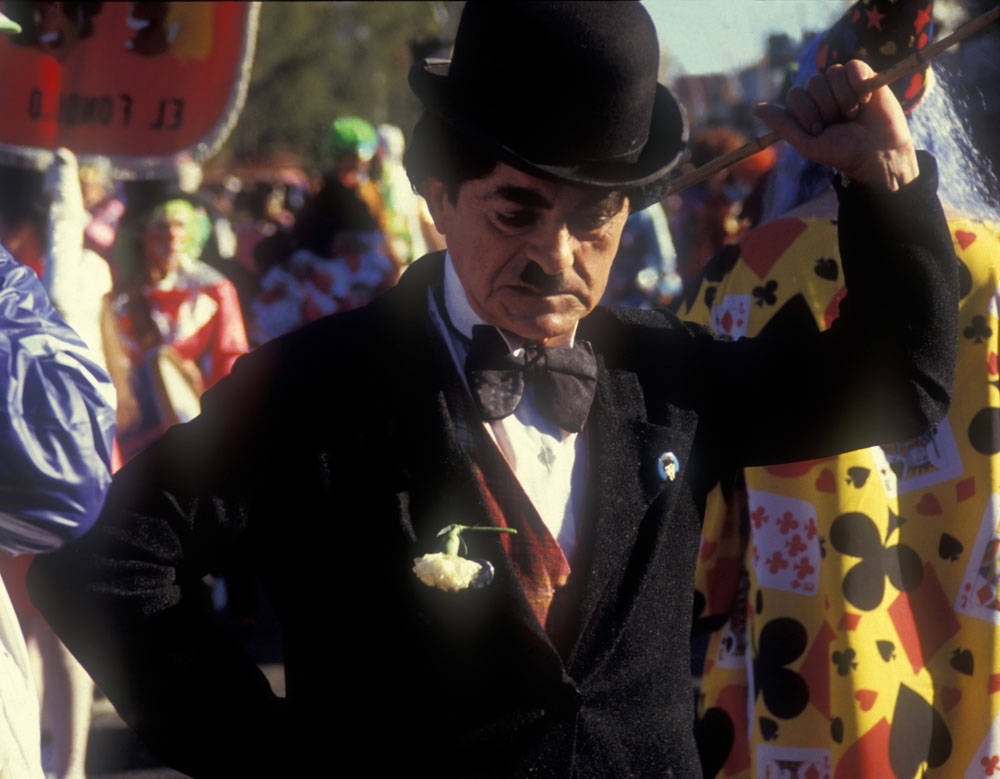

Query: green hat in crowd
[325,116,378,163]
[0,11,21,33]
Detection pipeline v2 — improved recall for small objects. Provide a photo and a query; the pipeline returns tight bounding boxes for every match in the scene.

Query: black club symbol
[964,315,991,344]
[832,647,857,676]
[829,511,923,611]
[752,617,810,720]
[752,279,778,307]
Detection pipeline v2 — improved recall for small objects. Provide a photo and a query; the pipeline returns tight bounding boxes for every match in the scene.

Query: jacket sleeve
[0,246,116,553]
[27,334,293,778]
[611,152,957,470]
[699,151,957,466]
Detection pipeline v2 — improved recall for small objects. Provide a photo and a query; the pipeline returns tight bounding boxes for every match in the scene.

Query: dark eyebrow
[486,186,553,209]
[579,190,626,215]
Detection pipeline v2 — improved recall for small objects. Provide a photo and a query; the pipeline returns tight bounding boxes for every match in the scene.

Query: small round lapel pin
[657,451,680,482]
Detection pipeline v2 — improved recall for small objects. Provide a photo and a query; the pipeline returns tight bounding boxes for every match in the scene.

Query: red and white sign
[0,1,258,170]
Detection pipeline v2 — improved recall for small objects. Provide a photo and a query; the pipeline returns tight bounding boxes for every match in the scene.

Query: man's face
[425,163,628,345]
[141,215,187,278]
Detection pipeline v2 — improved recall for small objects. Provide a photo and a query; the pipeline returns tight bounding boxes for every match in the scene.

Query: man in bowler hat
[29,3,957,776]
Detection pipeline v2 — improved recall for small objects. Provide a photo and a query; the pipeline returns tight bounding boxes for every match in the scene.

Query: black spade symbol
[692,589,729,635]
[957,258,972,299]
[704,244,741,282]
[814,257,839,281]
[831,716,844,743]
[950,648,974,676]
[877,640,895,661]
[704,285,717,309]
[939,533,963,562]
[846,467,870,488]
[756,589,764,614]
[759,717,779,741]
[889,684,952,777]
[696,707,734,779]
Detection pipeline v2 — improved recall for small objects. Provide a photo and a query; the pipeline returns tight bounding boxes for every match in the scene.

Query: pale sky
[644,0,849,76]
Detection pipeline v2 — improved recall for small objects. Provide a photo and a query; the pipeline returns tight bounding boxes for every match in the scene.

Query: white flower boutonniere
[413,524,517,592]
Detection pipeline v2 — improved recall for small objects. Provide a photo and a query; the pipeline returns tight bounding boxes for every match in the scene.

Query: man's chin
[498,311,583,345]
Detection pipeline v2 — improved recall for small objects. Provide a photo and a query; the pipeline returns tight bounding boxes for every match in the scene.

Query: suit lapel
[560,358,678,668]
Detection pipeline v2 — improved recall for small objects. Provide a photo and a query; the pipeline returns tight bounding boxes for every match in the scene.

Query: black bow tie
[465,325,598,433]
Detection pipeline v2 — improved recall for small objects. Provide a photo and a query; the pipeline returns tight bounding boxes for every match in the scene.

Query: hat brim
[410,58,687,196]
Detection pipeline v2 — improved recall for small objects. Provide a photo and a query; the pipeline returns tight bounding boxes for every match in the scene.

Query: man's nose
[526,223,574,275]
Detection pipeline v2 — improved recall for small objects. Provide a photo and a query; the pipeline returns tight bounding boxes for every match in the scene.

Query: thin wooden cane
[662,3,1000,197]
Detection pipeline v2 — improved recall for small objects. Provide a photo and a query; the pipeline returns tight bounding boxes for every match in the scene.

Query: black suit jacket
[29,157,957,778]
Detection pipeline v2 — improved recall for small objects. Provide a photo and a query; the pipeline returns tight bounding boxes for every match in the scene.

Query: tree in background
[222,1,462,172]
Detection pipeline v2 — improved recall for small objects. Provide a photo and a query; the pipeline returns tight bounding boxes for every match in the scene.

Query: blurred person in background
[0,205,113,779]
[681,2,1000,776]
[79,157,124,265]
[110,196,248,461]
[0,146,117,779]
[667,125,776,287]
[600,203,682,308]
[249,116,399,344]
[373,122,430,267]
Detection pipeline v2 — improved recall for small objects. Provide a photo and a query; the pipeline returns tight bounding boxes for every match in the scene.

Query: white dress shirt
[428,253,584,556]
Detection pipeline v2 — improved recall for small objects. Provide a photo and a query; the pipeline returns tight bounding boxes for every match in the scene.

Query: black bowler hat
[409,2,687,201]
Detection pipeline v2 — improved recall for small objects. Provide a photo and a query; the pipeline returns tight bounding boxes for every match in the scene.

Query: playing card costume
[26,3,959,776]
[110,199,249,461]
[682,2,1000,775]
[684,214,1000,779]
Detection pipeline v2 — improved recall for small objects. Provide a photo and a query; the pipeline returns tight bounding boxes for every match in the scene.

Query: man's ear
[422,178,450,236]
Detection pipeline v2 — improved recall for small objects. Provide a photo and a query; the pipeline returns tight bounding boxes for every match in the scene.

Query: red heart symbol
[904,73,924,101]
[738,219,808,280]
[763,457,835,478]
[815,469,837,493]
[939,687,962,711]
[824,286,847,330]
[989,673,1000,694]
[816,44,830,70]
[916,493,943,515]
[955,229,977,251]
[854,689,878,711]
[990,352,998,377]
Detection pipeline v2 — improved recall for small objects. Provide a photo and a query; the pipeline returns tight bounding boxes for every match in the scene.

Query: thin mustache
[520,262,566,293]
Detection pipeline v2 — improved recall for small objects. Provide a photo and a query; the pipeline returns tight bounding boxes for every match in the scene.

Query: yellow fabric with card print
[684,217,1000,779]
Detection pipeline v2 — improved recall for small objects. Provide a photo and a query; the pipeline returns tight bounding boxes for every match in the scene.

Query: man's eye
[570,213,610,233]
[495,210,536,228]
